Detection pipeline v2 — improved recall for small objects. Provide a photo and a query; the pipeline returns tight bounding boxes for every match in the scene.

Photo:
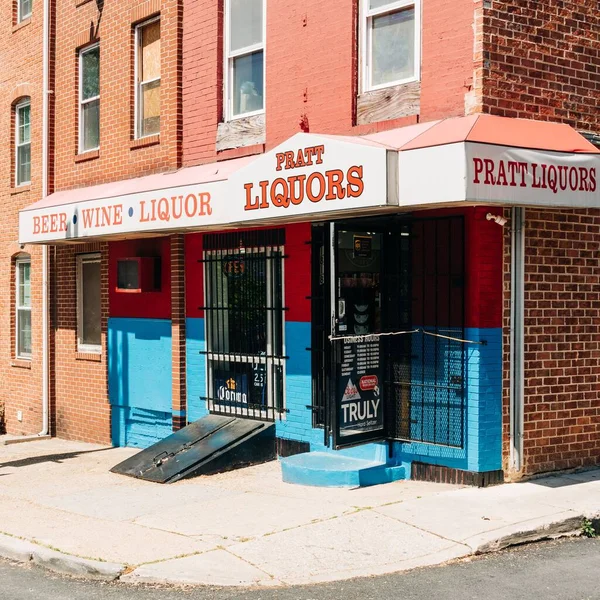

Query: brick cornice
[131,0,161,24]
[11,83,32,104]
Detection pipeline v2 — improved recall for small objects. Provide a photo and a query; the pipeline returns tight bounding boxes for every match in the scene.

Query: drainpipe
[38,0,51,436]
[509,207,525,471]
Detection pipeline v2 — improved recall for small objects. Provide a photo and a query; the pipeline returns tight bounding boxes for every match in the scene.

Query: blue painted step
[280,451,406,488]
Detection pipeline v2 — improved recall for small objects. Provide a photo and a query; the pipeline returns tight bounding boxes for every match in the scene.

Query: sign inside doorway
[353,235,372,259]
[338,339,383,435]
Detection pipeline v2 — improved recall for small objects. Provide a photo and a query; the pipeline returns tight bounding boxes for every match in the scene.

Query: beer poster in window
[214,371,249,408]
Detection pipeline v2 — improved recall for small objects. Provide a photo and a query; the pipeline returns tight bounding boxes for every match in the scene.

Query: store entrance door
[330,226,388,447]
[312,217,466,451]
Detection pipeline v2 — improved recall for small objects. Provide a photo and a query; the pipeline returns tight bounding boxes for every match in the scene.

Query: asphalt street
[1,537,599,600]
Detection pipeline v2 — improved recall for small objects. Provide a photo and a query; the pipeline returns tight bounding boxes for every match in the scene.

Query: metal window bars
[199,230,287,422]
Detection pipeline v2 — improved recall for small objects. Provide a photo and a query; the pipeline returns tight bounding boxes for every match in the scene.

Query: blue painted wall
[182,319,502,475]
[276,321,324,447]
[108,317,173,448]
[186,317,209,422]
[395,328,502,473]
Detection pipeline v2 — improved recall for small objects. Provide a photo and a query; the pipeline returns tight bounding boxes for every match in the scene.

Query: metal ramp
[110,415,275,484]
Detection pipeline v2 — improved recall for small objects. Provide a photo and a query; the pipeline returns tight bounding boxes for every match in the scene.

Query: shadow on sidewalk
[529,469,600,488]
[0,448,113,470]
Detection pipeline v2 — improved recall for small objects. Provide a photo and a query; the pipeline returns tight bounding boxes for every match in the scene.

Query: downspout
[38,0,51,436]
[509,207,525,471]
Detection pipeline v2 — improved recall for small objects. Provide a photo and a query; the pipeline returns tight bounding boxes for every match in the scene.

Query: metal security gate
[199,229,287,422]
[310,216,467,450]
[385,217,466,447]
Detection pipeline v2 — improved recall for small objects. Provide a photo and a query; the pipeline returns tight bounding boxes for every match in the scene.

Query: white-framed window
[15,100,31,186]
[225,0,265,120]
[361,0,421,92]
[16,256,32,359]
[135,18,161,138]
[18,0,32,23]
[76,253,101,353]
[78,44,100,153]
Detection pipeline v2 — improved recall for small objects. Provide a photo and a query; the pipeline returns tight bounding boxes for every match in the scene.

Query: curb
[473,515,585,555]
[1,514,597,586]
[0,533,125,582]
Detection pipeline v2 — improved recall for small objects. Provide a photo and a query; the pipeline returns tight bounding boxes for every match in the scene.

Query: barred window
[202,230,286,421]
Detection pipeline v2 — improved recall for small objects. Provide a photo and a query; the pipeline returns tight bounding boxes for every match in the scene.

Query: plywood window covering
[135,18,161,138]
[361,0,421,91]
[225,0,265,119]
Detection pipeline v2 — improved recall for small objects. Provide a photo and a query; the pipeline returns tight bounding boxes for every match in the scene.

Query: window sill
[356,80,421,126]
[130,134,160,150]
[217,143,265,161]
[11,185,31,195]
[12,18,31,33]
[76,351,102,362]
[75,150,100,163]
[11,359,32,369]
[216,114,266,152]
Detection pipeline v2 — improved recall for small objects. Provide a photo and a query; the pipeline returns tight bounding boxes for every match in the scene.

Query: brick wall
[53,0,182,191]
[0,1,45,435]
[483,0,599,132]
[52,242,111,443]
[47,0,182,443]
[503,209,600,476]
[182,0,478,162]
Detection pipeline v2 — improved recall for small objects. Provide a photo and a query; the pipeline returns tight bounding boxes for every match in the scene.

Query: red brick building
[4,0,600,483]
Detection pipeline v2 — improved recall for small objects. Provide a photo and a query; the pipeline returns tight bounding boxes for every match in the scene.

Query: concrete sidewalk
[0,439,598,587]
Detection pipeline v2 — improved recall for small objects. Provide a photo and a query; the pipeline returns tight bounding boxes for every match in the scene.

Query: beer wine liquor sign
[19,133,393,244]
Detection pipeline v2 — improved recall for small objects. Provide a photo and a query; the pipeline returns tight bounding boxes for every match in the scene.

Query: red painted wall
[182,0,476,163]
[109,238,172,320]
[410,207,503,330]
[185,223,311,322]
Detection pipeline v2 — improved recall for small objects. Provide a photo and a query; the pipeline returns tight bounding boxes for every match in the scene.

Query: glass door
[331,226,387,448]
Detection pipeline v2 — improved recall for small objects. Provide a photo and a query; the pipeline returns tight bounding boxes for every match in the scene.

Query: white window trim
[134,16,161,140]
[361,0,421,93]
[76,253,102,354]
[15,99,31,187]
[78,43,100,154]
[15,257,31,360]
[17,0,32,23]
[224,0,266,121]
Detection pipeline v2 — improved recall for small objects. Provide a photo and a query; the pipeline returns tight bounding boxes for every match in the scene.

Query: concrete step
[280,451,406,488]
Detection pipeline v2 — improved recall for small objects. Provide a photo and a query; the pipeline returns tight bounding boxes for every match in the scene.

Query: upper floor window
[16,256,32,359]
[225,0,265,119]
[15,100,31,186]
[18,0,32,23]
[79,44,100,153]
[362,0,420,91]
[135,18,161,138]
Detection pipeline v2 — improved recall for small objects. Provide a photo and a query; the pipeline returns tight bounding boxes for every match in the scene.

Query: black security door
[330,224,388,448]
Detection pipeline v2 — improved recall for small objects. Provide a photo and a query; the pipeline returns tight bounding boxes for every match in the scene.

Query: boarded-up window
[136,19,161,137]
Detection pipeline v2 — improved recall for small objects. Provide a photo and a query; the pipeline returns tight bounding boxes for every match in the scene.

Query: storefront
[19,115,600,485]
